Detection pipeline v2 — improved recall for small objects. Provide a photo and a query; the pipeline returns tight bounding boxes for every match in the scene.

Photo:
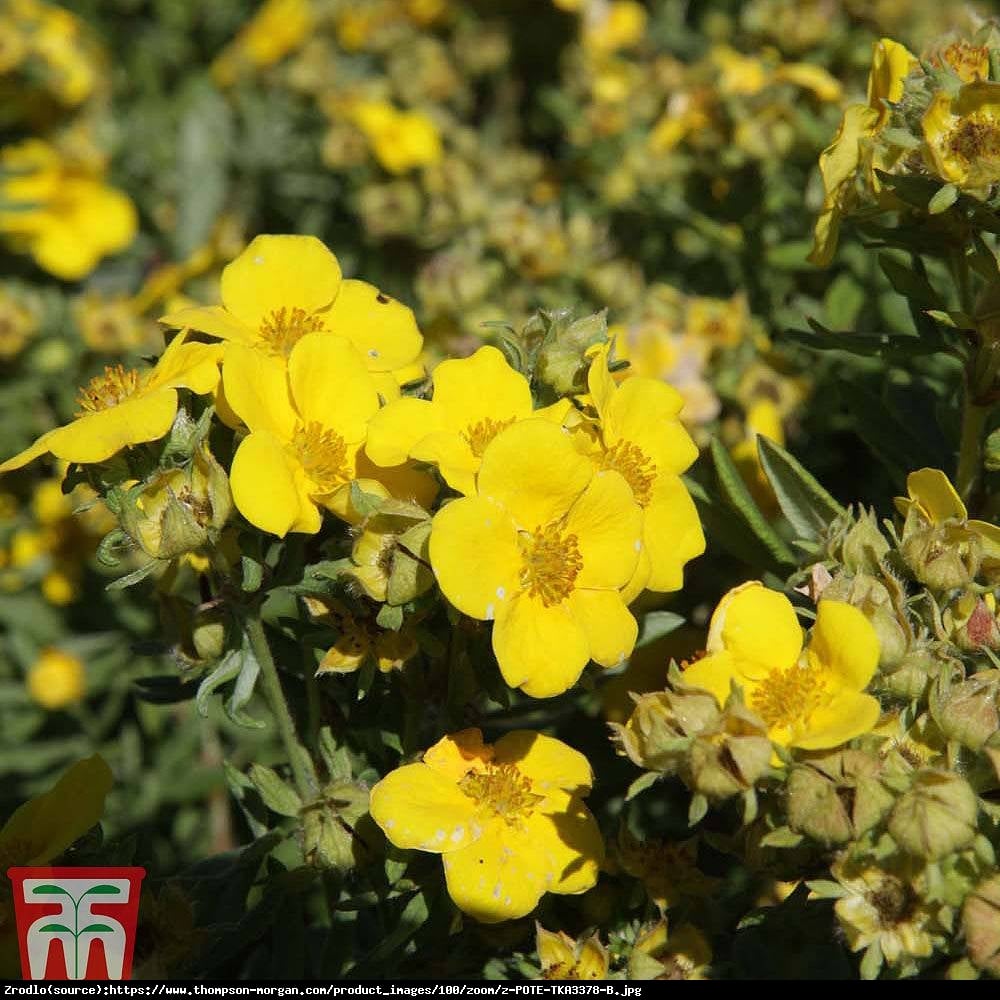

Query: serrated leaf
[756,436,844,541]
[710,438,795,567]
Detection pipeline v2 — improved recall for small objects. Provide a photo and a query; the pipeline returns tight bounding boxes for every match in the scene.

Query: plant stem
[245,613,317,800]
[956,392,989,503]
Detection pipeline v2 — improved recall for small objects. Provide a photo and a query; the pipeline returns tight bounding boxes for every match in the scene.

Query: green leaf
[376,604,404,631]
[860,940,884,980]
[226,638,264,729]
[688,792,709,826]
[635,611,685,649]
[349,481,384,519]
[195,650,243,717]
[878,254,942,311]
[756,436,844,541]
[37,924,72,934]
[82,885,121,895]
[805,879,849,899]
[759,826,805,849]
[106,559,160,592]
[625,772,660,801]
[248,764,303,818]
[241,555,264,593]
[709,438,795,567]
[31,886,70,896]
[81,924,115,934]
[928,183,959,215]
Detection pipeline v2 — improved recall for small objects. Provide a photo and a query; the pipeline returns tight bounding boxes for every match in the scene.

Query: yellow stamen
[750,663,826,730]
[75,365,141,413]
[947,115,1000,163]
[259,306,324,356]
[291,421,348,493]
[462,417,515,459]
[520,522,583,606]
[459,763,542,823]
[602,439,656,505]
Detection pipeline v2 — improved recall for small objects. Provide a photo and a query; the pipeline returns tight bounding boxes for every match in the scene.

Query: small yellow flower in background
[629,920,712,980]
[686,293,749,350]
[27,648,86,710]
[349,100,443,174]
[72,293,149,353]
[0,287,38,359]
[0,331,221,473]
[894,467,1000,553]
[369,728,604,922]
[302,596,418,675]
[222,332,385,536]
[211,0,313,87]
[31,478,69,525]
[730,397,783,509]
[536,924,608,980]
[430,420,642,698]
[682,581,881,751]
[583,343,704,601]
[616,829,717,912]
[923,82,1000,191]
[712,46,770,97]
[366,345,564,496]
[810,38,917,266]
[161,235,423,397]
[772,61,843,103]
[582,0,647,55]
[40,569,76,606]
[0,139,137,281]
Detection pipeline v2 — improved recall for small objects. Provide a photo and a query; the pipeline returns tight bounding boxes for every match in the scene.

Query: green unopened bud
[840,508,892,575]
[902,525,981,591]
[347,503,434,606]
[612,689,717,773]
[192,604,229,662]
[301,781,372,873]
[964,874,1000,975]
[823,572,908,669]
[889,769,978,859]
[880,644,943,701]
[120,446,232,560]
[930,669,1000,750]
[787,765,853,846]
[687,702,772,801]
[534,309,609,398]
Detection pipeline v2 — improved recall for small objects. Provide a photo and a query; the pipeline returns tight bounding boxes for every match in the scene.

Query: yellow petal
[706,581,802,670]
[478,420,592,530]
[424,729,494,782]
[45,390,178,464]
[574,935,610,979]
[369,763,479,854]
[326,279,423,372]
[1,754,113,864]
[536,927,576,974]
[565,470,642,590]
[586,341,617,416]
[493,593,590,698]
[220,234,342,330]
[867,37,916,109]
[159,304,255,343]
[442,819,548,922]
[429,496,521,620]
[906,467,967,523]
[222,344,296,439]
[355,450,439,510]
[604,377,698,475]
[792,690,882,751]
[641,474,705,593]
[808,600,879,690]
[678,650,739,708]
[432,346,533,433]
[0,431,58,474]
[493,731,593,794]
[365,397,444,467]
[568,588,638,668]
[530,791,604,893]
[619,544,652,606]
[287,332,380,441]
[410,430,479,496]
[147,333,223,394]
[231,431,317,537]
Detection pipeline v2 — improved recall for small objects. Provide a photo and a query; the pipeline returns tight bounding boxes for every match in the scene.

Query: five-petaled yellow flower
[923,82,1000,192]
[366,345,566,496]
[682,581,881,751]
[430,419,643,698]
[160,235,423,398]
[369,728,604,923]
[0,331,221,473]
[582,343,704,602]
[221,332,383,536]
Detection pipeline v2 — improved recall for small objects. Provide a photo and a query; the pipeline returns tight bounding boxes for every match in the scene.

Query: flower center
[942,41,988,81]
[291,421,348,494]
[462,417,515,459]
[459,763,542,822]
[868,877,916,927]
[259,306,325,356]
[519,522,583,606]
[75,365,141,413]
[602,439,656,505]
[749,663,826,731]
[947,115,1000,164]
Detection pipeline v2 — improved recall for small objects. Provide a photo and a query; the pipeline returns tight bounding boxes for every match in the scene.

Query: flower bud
[944,593,1000,652]
[301,781,372,873]
[889,769,978,860]
[879,644,942,701]
[901,526,980,591]
[686,702,772,801]
[964,873,1000,975]
[534,310,609,399]
[191,604,229,662]
[930,669,1000,750]
[840,508,892,575]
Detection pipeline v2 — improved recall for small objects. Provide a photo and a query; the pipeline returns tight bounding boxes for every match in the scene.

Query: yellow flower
[630,920,712,980]
[0,140,137,281]
[366,345,561,496]
[810,38,916,266]
[0,287,38,359]
[27,648,85,710]
[73,293,148,353]
[894,467,1000,552]
[160,235,423,395]
[41,569,76,606]
[935,39,990,83]
[369,728,604,923]
[583,0,646,55]
[0,331,221,473]
[221,331,388,536]
[773,62,843,103]
[686,293,749,350]
[682,582,881,751]
[584,344,704,600]
[211,0,313,87]
[731,397,784,510]
[302,596,417,675]
[923,82,1000,191]
[349,100,443,175]
[430,420,642,698]
[536,924,608,980]
[712,46,770,97]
